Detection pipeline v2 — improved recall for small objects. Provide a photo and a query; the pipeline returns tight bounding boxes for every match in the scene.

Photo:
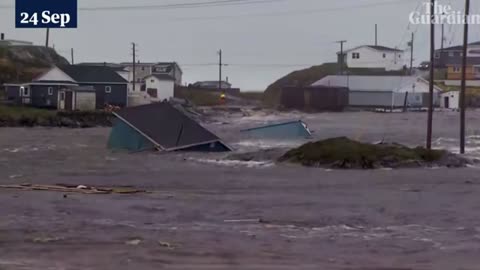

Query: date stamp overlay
[15,0,77,28]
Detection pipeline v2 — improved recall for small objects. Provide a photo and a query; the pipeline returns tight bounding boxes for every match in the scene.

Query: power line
[0,0,288,11]
[167,0,419,21]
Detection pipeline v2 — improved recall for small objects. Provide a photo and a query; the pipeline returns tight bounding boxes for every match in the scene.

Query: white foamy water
[433,136,480,159]
[233,139,305,150]
[188,158,274,168]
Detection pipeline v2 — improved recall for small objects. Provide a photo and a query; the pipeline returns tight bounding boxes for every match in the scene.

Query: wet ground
[1,110,480,269]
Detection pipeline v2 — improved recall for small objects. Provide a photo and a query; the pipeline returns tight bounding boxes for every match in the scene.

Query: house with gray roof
[434,41,480,68]
[312,75,441,108]
[338,45,406,71]
[4,65,128,110]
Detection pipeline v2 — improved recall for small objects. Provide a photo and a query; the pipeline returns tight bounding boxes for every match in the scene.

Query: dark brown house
[280,86,349,112]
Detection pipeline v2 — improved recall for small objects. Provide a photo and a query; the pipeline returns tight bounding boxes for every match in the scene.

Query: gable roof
[338,45,403,54]
[145,74,175,81]
[438,41,480,52]
[312,75,442,93]
[58,65,128,83]
[367,45,403,52]
[113,102,231,152]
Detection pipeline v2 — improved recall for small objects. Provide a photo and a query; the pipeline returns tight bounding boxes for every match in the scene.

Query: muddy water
[1,110,480,269]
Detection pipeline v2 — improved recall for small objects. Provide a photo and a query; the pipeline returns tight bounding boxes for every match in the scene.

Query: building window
[453,66,461,73]
[105,86,112,93]
[352,52,360,59]
[449,52,455,57]
[141,67,145,71]
[383,53,386,58]
[48,87,53,95]
[60,92,65,101]
[22,87,29,96]
[434,52,440,59]
[151,79,154,83]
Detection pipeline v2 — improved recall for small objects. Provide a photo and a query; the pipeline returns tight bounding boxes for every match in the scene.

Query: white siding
[467,45,480,57]
[34,67,76,82]
[441,92,460,110]
[145,77,174,101]
[75,92,96,111]
[344,47,406,71]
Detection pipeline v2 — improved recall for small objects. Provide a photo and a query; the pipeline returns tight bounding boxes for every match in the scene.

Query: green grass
[0,105,113,127]
[280,137,445,169]
[0,105,55,119]
[175,89,222,106]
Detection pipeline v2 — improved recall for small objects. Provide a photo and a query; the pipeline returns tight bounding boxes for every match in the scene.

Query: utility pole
[409,33,415,75]
[375,24,378,46]
[45,28,50,47]
[336,40,347,75]
[460,0,470,154]
[426,0,436,150]
[71,48,74,65]
[218,49,223,92]
[132,42,137,92]
[440,13,445,67]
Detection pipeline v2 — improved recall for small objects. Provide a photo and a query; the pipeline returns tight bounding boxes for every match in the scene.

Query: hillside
[0,45,69,84]
[263,63,409,107]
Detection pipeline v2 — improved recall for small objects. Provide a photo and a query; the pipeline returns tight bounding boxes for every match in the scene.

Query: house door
[444,96,450,109]
[19,86,31,104]
[58,91,65,110]
[65,91,74,111]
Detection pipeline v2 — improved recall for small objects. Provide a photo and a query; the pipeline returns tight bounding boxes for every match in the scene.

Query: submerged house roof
[241,120,312,139]
[109,102,231,152]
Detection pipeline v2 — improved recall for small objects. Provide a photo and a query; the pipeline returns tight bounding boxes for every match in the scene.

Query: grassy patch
[0,105,55,123]
[279,137,446,169]
[0,105,113,127]
[175,89,222,106]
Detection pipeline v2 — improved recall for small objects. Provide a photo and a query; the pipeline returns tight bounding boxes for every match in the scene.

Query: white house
[144,74,175,102]
[338,45,406,71]
[313,75,441,108]
[440,91,460,110]
[120,62,183,94]
[0,33,33,46]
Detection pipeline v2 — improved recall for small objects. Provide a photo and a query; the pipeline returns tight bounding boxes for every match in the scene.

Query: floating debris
[0,184,147,195]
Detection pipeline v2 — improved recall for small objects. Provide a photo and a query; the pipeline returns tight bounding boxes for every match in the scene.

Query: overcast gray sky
[1,0,479,90]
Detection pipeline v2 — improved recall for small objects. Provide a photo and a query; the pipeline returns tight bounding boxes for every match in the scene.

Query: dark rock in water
[279,137,469,169]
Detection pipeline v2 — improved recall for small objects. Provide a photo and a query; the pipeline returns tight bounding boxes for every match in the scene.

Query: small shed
[241,120,312,139]
[440,91,460,110]
[58,86,96,111]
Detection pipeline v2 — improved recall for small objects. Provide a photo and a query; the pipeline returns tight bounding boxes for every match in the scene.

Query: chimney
[1,33,4,40]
